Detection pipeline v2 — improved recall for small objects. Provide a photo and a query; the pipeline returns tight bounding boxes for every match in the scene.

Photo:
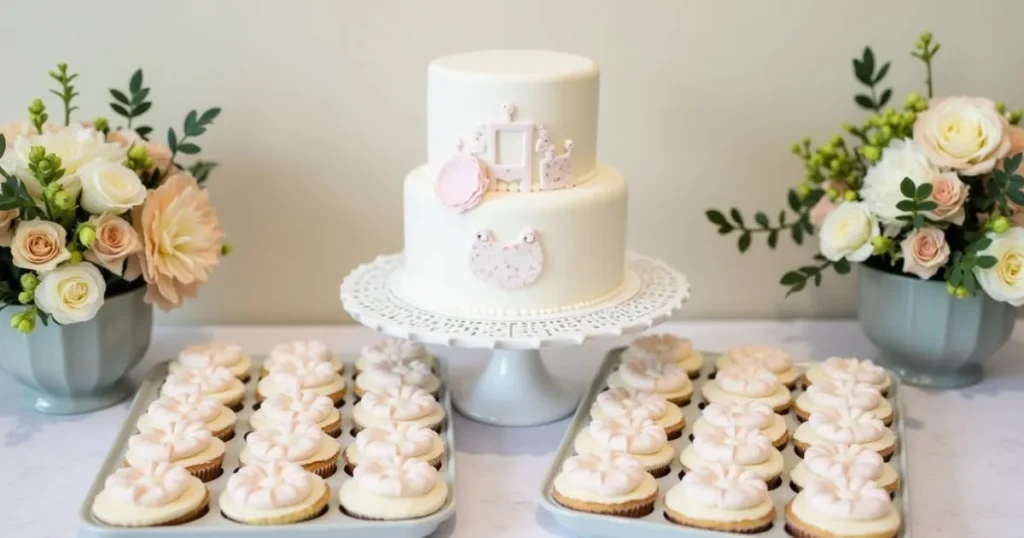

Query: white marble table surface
[2,320,1023,538]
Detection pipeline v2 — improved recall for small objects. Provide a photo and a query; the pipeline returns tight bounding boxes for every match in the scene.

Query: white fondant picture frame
[483,104,534,186]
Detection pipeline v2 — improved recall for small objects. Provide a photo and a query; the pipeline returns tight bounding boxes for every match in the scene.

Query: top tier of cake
[427,50,599,192]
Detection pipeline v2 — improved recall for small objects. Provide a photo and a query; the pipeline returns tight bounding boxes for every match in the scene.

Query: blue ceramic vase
[0,287,152,414]
[857,264,1016,387]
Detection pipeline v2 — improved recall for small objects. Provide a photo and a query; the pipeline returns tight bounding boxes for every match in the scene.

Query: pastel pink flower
[926,173,969,225]
[434,154,489,212]
[810,181,849,226]
[913,96,1011,176]
[900,227,950,280]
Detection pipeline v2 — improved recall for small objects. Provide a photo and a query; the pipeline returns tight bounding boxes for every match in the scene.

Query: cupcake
[249,390,343,438]
[692,400,789,449]
[125,420,226,482]
[606,358,693,405]
[239,422,340,478]
[169,342,252,382]
[354,359,440,399]
[702,365,792,413]
[785,476,901,538]
[664,464,775,533]
[262,339,344,377]
[161,366,246,411]
[356,337,433,374]
[793,407,897,461]
[136,392,237,441]
[352,386,445,433]
[339,456,449,520]
[343,423,445,475]
[804,357,891,396]
[551,450,657,517]
[219,461,329,525]
[92,462,209,527]
[790,444,900,495]
[716,345,800,388]
[623,334,704,378]
[573,416,674,477]
[679,427,784,488]
[256,357,346,406]
[794,379,895,426]
[589,387,685,440]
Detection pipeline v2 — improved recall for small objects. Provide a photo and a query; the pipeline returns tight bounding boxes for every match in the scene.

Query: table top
[2,320,1022,538]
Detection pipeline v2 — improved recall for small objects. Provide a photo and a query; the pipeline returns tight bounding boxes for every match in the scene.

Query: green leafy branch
[110,69,152,135]
[188,161,219,185]
[894,178,938,229]
[983,153,1024,216]
[48,63,79,126]
[706,188,822,253]
[945,236,997,297]
[910,31,940,99]
[167,107,221,174]
[853,47,892,113]
[780,255,852,297]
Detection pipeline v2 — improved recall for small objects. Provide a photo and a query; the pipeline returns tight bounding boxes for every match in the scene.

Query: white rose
[914,96,1011,176]
[819,202,879,262]
[0,125,124,202]
[860,139,942,227]
[34,262,106,324]
[974,228,1024,306]
[78,161,147,214]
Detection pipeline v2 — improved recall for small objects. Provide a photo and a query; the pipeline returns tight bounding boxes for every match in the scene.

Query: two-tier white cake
[392,50,638,319]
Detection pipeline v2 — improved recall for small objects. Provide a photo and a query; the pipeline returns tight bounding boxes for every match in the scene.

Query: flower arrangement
[0,64,226,332]
[707,32,1024,306]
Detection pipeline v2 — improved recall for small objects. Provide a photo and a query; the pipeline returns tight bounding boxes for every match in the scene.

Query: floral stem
[925,59,933,99]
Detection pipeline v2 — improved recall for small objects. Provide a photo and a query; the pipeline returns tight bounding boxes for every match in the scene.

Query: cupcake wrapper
[223,488,330,525]
[773,430,791,450]
[237,373,252,384]
[303,456,339,479]
[785,499,899,538]
[667,394,692,406]
[648,465,672,479]
[212,425,236,442]
[187,454,225,483]
[226,398,245,413]
[551,488,656,518]
[766,475,782,491]
[664,505,774,534]
[94,490,210,527]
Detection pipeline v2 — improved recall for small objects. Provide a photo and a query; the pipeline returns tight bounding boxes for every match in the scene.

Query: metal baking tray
[78,354,456,538]
[538,349,911,537]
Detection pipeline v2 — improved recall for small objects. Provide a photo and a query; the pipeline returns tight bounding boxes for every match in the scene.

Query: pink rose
[434,153,489,212]
[926,173,969,225]
[900,228,950,280]
[913,96,1011,176]
[84,213,142,277]
[810,181,849,226]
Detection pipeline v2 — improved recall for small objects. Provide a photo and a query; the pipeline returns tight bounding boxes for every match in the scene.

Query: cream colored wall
[0,0,1020,324]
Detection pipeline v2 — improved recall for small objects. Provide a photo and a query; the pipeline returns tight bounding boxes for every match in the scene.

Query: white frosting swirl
[692,426,772,465]
[805,475,891,521]
[354,423,438,459]
[261,390,335,426]
[588,416,667,455]
[627,334,693,362]
[360,359,434,390]
[727,345,792,373]
[679,463,768,510]
[227,461,316,509]
[104,462,191,507]
[594,388,668,421]
[127,420,213,462]
[809,407,886,444]
[352,456,439,497]
[821,357,887,384]
[177,342,245,369]
[361,386,439,421]
[269,339,332,364]
[619,359,688,392]
[806,379,882,409]
[163,366,235,396]
[804,444,884,481]
[362,338,427,366]
[267,359,336,391]
[715,365,780,397]
[246,422,323,463]
[702,400,774,430]
[561,450,645,497]
[146,392,222,427]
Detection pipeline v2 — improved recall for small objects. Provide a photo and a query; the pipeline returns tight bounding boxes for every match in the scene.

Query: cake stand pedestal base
[452,349,578,427]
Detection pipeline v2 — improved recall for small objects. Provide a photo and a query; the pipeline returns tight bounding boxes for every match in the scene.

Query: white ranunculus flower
[913,96,1011,176]
[0,124,125,202]
[974,228,1024,306]
[78,161,146,214]
[34,262,106,324]
[859,139,942,227]
[819,202,879,262]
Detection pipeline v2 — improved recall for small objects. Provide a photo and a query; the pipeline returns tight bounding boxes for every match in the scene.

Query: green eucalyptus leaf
[730,208,744,227]
[788,190,801,212]
[706,210,729,227]
[188,161,219,184]
[0,134,5,159]
[968,237,992,253]
[780,271,804,286]
[132,102,152,116]
[110,89,130,104]
[912,214,925,229]
[786,280,807,297]
[1004,153,1022,175]
[950,267,964,286]
[900,178,916,198]
[755,211,769,228]
[717,225,734,235]
[131,88,150,106]
[177,143,201,155]
[799,265,819,276]
[976,255,998,269]
[767,230,779,249]
[778,210,787,226]
[129,69,143,94]
[791,225,804,245]
[135,126,153,139]
[814,272,823,286]
[915,182,933,200]
[963,271,978,293]
[873,62,891,84]
[167,128,178,151]
[895,200,915,212]
[862,47,875,74]
[834,259,851,274]
[1007,189,1024,205]
[199,107,221,124]
[738,232,752,253]
[110,103,130,118]
[855,94,875,109]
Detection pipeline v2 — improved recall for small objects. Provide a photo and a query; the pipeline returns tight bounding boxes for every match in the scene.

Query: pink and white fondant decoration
[803,444,884,481]
[808,407,887,445]
[535,125,574,190]
[104,462,193,507]
[434,140,489,213]
[805,379,883,410]
[594,388,669,422]
[145,393,223,428]
[469,229,544,289]
[678,464,769,510]
[355,423,438,459]
[702,401,776,431]
[588,416,668,455]
[820,357,888,385]
[715,365,781,397]
[561,450,646,497]
[692,426,773,466]
[127,420,213,462]
[227,461,316,509]
[619,359,690,393]
[246,422,324,464]
[804,476,892,521]
[353,456,439,498]
[361,386,439,421]
[627,334,693,362]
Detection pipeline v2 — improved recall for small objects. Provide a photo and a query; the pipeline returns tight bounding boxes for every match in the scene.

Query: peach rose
[128,172,222,309]
[0,122,34,145]
[0,210,17,246]
[926,173,969,225]
[913,96,1011,176]
[84,213,142,277]
[107,129,173,172]
[900,227,950,280]
[810,181,849,226]
[11,219,71,272]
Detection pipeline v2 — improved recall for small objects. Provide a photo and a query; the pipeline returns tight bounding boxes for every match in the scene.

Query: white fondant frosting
[177,342,246,369]
[804,475,892,521]
[163,366,235,396]
[693,427,772,465]
[561,450,645,497]
[355,423,438,459]
[259,390,335,427]
[804,443,884,481]
[361,338,428,366]
[725,345,792,373]
[593,388,668,421]
[809,407,886,444]
[587,416,667,455]
[626,334,693,362]
[145,393,222,427]
[715,365,780,397]
[361,386,439,421]
[104,462,191,507]
[127,420,212,462]
[228,461,316,509]
[821,357,887,384]
[353,456,439,498]
[359,359,437,392]
[618,359,689,393]
[245,422,324,463]
[805,379,882,409]
[701,400,775,430]
[267,359,337,391]
[678,463,768,510]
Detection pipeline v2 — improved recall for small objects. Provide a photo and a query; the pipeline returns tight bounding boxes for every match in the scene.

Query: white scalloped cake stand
[340,252,690,427]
